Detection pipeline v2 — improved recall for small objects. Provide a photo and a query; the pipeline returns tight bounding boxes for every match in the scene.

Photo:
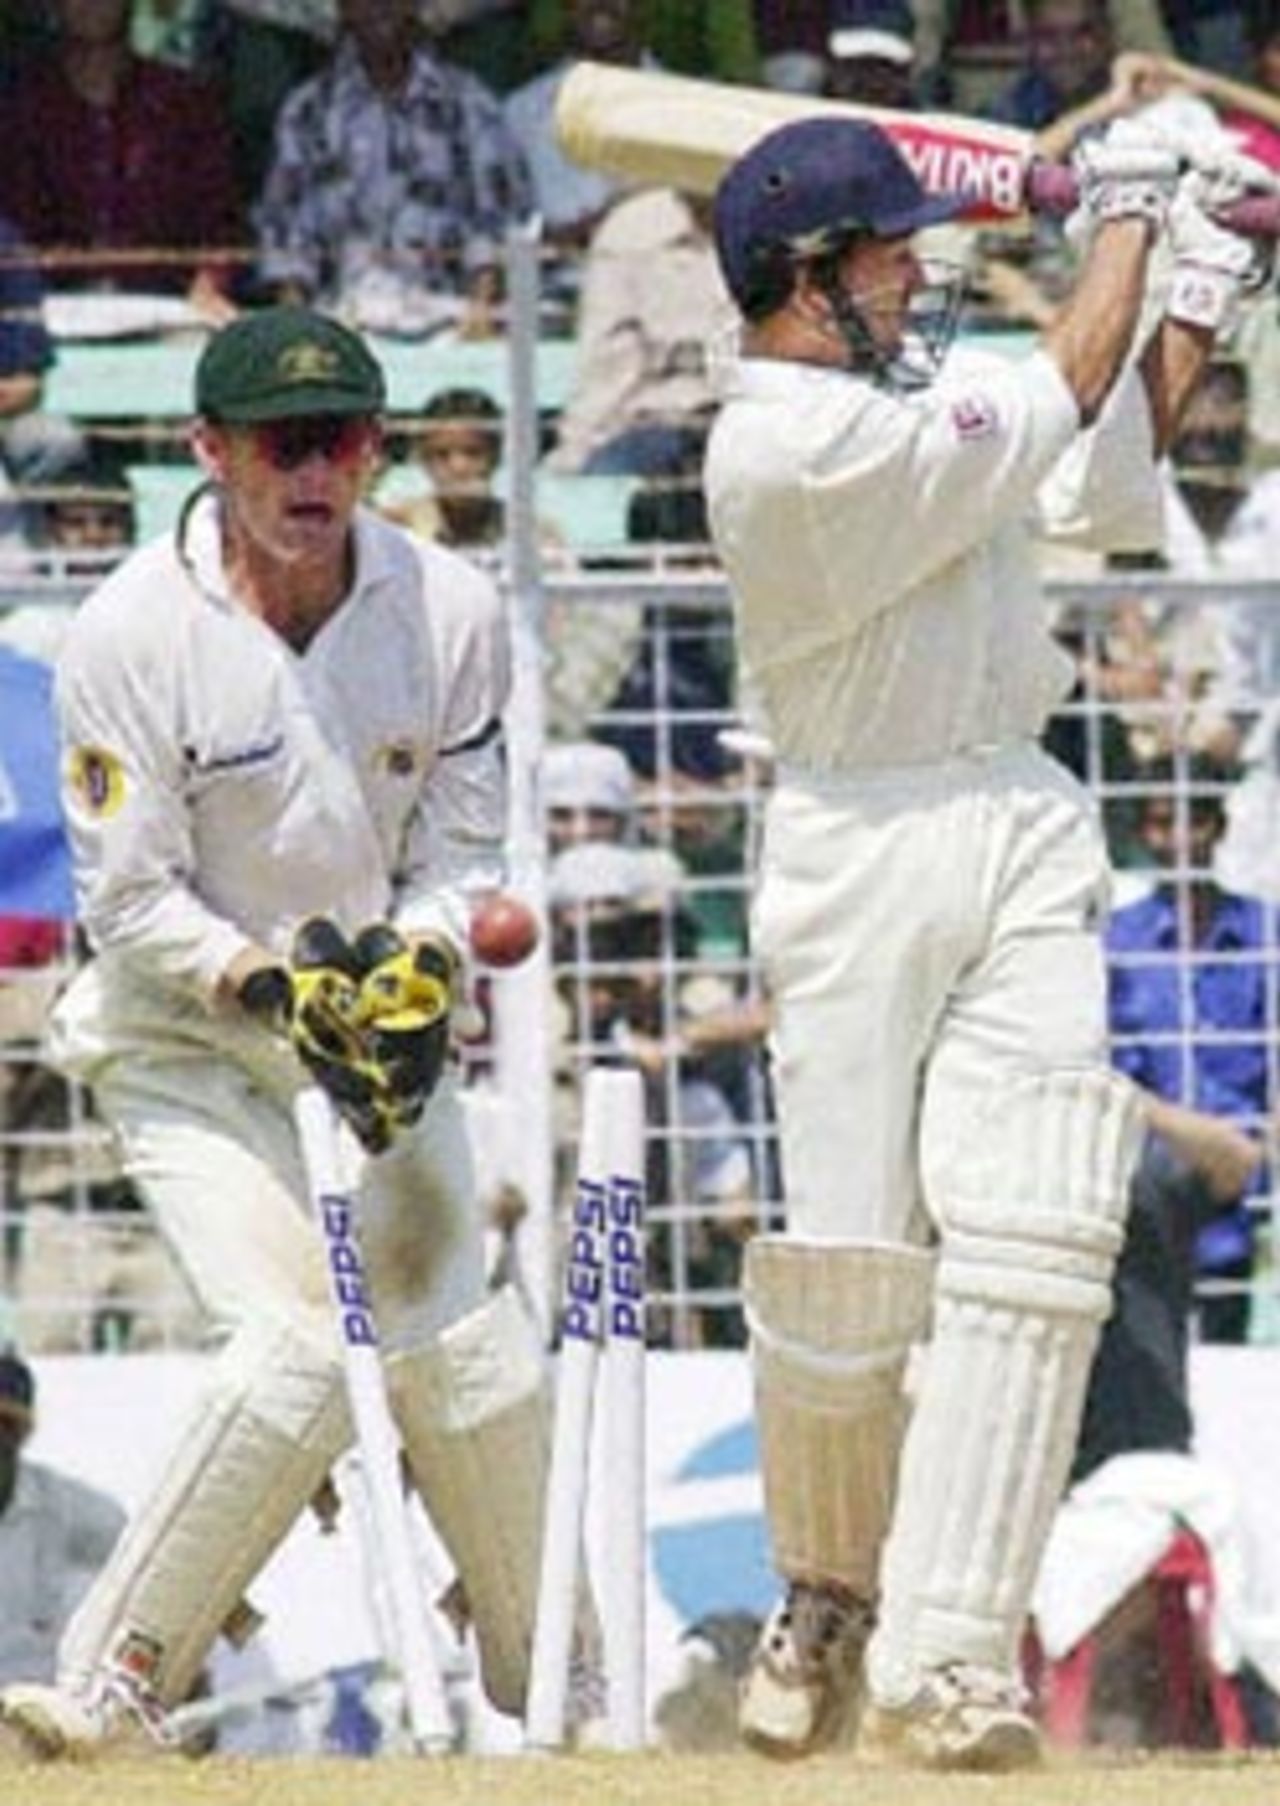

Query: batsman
[704,115,1276,1766]
[0,307,576,1756]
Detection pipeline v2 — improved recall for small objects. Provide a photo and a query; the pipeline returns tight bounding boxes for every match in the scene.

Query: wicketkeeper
[0,307,584,1756]
[703,114,1276,1767]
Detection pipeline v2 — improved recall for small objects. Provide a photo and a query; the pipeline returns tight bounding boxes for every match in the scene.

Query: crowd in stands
[3,0,1280,1356]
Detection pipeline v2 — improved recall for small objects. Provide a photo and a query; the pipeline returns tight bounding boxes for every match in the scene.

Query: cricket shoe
[0,1674,175,1761]
[859,1662,1041,1771]
[738,1581,873,1759]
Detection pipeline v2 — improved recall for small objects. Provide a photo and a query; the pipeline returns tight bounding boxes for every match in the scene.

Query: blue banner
[0,645,74,920]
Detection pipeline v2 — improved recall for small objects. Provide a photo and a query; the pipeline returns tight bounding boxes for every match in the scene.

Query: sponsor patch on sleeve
[66,745,127,818]
[950,394,999,441]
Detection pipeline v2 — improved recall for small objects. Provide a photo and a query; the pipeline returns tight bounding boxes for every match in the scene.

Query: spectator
[503,0,640,265]
[1044,361,1266,804]
[1162,0,1254,79]
[254,0,531,337]
[198,2,334,216]
[381,386,507,549]
[541,739,637,852]
[1106,753,1280,1343]
[35,451,136,577]
[988,0,1120,131]
[1133,355,1280,900]
[0,0,242,317]
[753,0,831,92]
[0,1352,125,1687]
[379,383,570,560]
[0,212,89,565]
[1134,359,1275,758]
[547,187,731,478]
[0,446,133,659]
[823,0,921,107]
[911,0,1171,114]
[1072,1117,1259,1481]
[0,214,57,558]
[1161,358,1280,745]
[594,583,736,786]
[531,0,760,84]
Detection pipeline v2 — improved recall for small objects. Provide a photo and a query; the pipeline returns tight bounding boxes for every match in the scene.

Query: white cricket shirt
[705,344,1164,772]
[55,493,510,1011]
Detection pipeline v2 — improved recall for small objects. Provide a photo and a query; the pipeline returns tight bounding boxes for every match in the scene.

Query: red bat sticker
[885,120,1031,221]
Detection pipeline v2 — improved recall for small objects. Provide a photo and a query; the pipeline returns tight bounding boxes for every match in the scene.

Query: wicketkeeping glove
[352,923,459,1134]
[287,916,397,1153]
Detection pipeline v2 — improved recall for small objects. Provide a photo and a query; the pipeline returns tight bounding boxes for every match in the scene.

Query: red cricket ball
[469,893,540,968]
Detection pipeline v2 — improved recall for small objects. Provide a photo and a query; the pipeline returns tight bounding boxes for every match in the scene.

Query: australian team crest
[277,341,341,386]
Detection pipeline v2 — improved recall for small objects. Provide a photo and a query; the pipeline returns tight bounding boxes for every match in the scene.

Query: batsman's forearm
[1042,219,1152,423]
[1139,313,1220,457]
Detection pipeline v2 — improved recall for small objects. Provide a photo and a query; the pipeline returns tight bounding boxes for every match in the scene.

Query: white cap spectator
[548,840,685,910]
[542,742,640,860]
[828,0,915,66]
[542,741,636,819]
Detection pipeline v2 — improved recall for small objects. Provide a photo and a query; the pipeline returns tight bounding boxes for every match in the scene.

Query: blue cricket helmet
[713,116,970,317]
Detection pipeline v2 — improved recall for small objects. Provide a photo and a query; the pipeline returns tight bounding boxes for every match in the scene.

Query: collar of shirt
[721,355,861,406]
[177,489,399,614]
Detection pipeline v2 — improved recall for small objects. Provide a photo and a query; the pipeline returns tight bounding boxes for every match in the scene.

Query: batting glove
[352,923,459,1134]
[1069,120,1182,236]
[1167,162,1276,334]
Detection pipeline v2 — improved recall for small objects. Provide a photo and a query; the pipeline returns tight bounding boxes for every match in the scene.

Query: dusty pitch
[3,1750,1280,1806]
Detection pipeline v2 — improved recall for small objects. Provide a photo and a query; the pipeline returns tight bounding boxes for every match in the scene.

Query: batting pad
[385,1286,553,1716]
[745,1237,936,1596]
[867,1068,1142,1706]
[60,1317,350,1707]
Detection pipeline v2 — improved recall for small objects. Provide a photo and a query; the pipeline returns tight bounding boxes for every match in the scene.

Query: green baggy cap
[195,306,387,422]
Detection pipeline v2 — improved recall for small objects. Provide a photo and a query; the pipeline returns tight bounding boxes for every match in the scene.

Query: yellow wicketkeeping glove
[351,923,459,1133]
[286,917,397,1154]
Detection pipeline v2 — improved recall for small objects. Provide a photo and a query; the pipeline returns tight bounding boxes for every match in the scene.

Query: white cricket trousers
[92,1052,485,1352]
[753,741,1113,1245]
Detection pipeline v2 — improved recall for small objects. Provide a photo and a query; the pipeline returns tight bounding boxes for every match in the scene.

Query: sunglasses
[245,415,374,472]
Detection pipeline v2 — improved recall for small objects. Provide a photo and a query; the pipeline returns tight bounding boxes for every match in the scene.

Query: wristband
[1167,261,1240,335]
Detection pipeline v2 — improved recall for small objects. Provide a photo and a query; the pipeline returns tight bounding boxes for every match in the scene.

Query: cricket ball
[469,893,540,968]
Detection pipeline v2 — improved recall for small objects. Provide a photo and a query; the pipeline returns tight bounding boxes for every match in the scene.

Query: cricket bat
[554,61,1280,233]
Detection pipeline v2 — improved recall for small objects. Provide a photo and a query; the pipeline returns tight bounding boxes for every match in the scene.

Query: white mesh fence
[3,218,1280,1350]
[6,569,1280,1352]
